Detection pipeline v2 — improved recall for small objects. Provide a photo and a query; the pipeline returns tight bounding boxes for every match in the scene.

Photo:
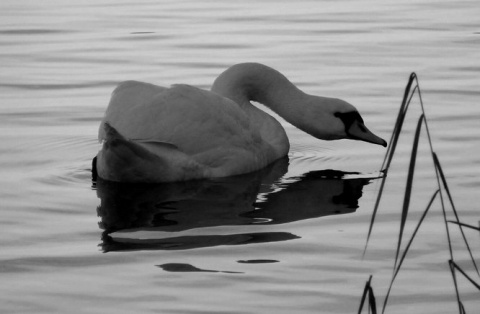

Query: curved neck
[211,63,308,124]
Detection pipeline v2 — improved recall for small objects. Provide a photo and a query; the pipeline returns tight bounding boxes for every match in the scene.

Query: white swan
[96,63,386,183]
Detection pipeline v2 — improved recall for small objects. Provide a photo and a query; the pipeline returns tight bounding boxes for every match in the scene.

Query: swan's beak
[348,120,387,147]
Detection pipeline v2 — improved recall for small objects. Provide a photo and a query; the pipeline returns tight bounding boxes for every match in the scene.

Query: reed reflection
[95,157,372,252]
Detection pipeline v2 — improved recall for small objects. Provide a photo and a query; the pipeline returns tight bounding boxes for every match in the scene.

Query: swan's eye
[334,111,363,127]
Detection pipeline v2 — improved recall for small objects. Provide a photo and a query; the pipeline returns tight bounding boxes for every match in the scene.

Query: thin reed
[358,275,377,314]
[358,73,480,314]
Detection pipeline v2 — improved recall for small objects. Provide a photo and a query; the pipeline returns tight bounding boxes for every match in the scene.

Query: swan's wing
[132,139,179,150]
[131,139,183,160]
[100,83,259,156]
[99,81,168,141]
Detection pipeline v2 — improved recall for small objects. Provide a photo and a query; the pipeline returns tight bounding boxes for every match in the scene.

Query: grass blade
[434,153,480,276]
[448,221,480,232]
[382,189,439,314]
[382,83,418,172]
[358,276,377,314]
[364,73,418,254]
[393,114,424,270]
[368,285,377,314]
[363,173,389,256]
[357,278,370,314]
[449,260,466,314]
[450,260,480,290]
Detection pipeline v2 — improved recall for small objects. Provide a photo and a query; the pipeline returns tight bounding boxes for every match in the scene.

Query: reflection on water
[157,263,244,274]
[95,157,372,251]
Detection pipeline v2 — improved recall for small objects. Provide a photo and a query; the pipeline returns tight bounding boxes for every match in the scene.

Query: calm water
[1,1,479,313]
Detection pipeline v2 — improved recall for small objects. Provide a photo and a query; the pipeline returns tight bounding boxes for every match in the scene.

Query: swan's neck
[211,63,311,127]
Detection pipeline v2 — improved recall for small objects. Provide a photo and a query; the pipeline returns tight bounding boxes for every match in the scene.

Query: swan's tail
[95,123,205,182]
[96,123,159,182]
[103,122,158,160]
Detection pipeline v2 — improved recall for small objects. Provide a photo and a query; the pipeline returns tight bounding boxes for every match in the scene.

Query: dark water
[1,1,479,313]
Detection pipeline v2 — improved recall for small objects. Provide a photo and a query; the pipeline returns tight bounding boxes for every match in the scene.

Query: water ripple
[0,29,73,35]
[289,143,345,167]
[0,81,117,91]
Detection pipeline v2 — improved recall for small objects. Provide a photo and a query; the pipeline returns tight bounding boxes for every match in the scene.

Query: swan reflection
[95,157,373,252]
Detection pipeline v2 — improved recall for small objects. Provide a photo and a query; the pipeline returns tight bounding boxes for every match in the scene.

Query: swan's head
[306,97,387,147]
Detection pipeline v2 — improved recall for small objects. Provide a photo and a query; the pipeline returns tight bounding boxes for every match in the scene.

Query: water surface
[1,1,479,313]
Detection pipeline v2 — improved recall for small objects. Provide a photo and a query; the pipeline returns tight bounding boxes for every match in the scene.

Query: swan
[95,63,386,183]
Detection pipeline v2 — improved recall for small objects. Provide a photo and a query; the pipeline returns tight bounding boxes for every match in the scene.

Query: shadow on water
[94,157,373,252]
